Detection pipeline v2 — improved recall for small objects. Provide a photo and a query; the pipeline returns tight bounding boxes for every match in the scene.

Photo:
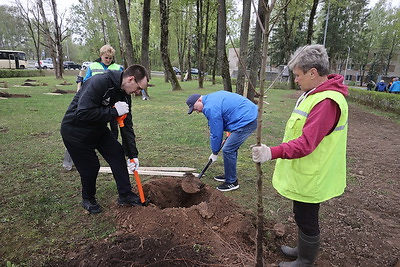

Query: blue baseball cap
[186,94,201,114]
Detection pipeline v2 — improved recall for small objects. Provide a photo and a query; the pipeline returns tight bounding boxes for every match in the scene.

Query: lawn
[0,73,296,265]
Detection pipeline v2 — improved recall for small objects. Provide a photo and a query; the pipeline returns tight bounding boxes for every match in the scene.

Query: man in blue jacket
[186,91,258,191]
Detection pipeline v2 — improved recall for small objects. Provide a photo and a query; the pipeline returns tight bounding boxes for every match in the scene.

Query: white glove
[209,153,218,162]
[127,158,139,172]
[251,144,272,163]
[115,101,129,116]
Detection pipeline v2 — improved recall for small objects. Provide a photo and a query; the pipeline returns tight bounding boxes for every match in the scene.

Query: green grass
[0,74,395,265]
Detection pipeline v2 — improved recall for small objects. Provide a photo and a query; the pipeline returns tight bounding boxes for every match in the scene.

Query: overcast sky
[368,0,400,7]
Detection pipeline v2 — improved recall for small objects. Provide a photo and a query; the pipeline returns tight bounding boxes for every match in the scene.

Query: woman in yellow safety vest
[83,44,123,82]
[252,44,348,267]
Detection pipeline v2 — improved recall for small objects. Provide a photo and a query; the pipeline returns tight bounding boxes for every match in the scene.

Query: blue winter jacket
[202,91,258,153]
[375,82,387,92]
[389,81,400,93]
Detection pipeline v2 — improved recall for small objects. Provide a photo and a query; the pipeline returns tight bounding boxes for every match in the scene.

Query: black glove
[76,76,83,84]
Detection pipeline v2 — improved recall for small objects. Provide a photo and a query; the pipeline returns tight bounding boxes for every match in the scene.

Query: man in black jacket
[61,64,149,214]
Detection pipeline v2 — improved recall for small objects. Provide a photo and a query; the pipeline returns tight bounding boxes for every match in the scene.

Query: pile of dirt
[53,89,76,94]
[57,177,276,266]
[0,91,30,98]
[58,81,73,86]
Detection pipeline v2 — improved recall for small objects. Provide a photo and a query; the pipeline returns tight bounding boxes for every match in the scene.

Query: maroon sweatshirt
[270,74,348,160]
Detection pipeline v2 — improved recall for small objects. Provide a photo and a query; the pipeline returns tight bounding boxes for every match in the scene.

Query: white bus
[0,50,27,69]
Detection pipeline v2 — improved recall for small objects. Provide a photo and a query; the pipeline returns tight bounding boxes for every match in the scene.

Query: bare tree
[15,0,41,71]
[236,0,252,95]
[255,2,276,266]
[117,0,135,66]
[217,0,232,91]
[37,0,66,78]
[159,0,182,90]
[50,0,65,78]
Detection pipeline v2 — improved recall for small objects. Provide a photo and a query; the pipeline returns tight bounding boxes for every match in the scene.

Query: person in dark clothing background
[61,64,149,214]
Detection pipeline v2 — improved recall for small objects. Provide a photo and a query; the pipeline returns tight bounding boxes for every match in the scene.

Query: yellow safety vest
[90,62,121,76]
[272,90,348,203]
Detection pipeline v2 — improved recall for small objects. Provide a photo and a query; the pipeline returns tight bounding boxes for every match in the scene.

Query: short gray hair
[288,44,330,76]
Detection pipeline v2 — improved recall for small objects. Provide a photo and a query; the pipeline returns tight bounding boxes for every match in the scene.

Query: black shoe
[216,180,239,192]
[214,175,225,182]
[82,198,102,214]
[118,192,143,206]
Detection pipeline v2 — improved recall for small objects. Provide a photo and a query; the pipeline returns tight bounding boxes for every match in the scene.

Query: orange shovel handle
[133,170,145,204]
[116,114,127,128]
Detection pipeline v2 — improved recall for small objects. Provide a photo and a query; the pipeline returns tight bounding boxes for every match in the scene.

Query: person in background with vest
[81,45,149,101]
[76,44,125,139]
[82,44,123,81]
[252,44,348,266]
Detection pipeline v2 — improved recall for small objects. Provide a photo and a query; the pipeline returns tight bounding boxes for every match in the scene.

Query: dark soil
[0,91,30,98]
[53,89,76,94]
[50,102,400,267]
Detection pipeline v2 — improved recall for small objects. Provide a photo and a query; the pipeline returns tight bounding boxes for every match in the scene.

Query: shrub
[0,69,44,78]
[348,87,400,114]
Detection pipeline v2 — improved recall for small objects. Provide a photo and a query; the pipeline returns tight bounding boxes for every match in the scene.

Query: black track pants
[62,129,132,199]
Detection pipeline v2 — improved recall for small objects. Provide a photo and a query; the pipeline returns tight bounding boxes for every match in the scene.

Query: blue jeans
[222,119,257,183]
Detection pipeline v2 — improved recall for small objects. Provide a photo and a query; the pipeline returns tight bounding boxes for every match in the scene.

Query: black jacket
[61,70,138,157]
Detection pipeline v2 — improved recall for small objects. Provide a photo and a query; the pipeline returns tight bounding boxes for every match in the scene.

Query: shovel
[116,114,146,205]
[198,132,230,179]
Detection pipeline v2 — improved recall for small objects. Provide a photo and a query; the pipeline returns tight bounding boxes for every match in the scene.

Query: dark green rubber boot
[279,230,320,267]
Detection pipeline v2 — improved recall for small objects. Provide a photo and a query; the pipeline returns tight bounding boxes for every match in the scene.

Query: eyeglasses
[134,79,143,91]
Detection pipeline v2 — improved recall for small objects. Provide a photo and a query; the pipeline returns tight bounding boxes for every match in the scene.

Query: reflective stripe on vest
[90,62,121,76]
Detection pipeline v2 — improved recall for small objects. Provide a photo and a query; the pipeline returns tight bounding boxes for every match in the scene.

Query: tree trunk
[96,1,109,44]
[306,0,319,44]
[196,0,204,88]
[141,0,151,78]
[217,0,232,91]
[201,0,211,84]
[212,16,218,85]
[186,4,193,82]
[15,0,41,73]
[236,0,251,95]
[248,0,267,100]
[112,0,126,68]
[50,0,64,79]
[159,0,182,90]
[173,5,188,82]
[37,0,59,78]
[255,2,276,266]
[117,0,135,66]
